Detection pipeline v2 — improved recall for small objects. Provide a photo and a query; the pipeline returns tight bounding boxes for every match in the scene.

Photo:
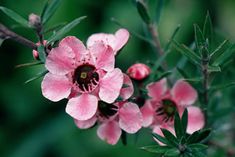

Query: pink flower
[87,29,129,55]
[32,40,47,60]
[74,75,143,145]
[141,78,205,134]
[41,36,126,121]
[127,63,151,80]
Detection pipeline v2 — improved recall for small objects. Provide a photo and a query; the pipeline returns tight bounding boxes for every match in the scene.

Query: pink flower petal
[59,36,87,62]
[99,68,123,103]
[153,124,175,145]
[119,74,134,100]
[97,121,122,145]
[41,73,72,102]
[114,29,129,53]
[74,115,97,129]
[89,42,115,72]
[187,106,205,134]
[147,78,167,101]
[140,100,155,127]
[119,102,143,133]
[46,46,75,75]
[171,80,197,106]
[65,94,98,120]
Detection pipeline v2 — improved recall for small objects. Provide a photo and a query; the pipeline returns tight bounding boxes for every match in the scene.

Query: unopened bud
[127,63,151,80]
[32,40,47,60]
[28,13,41,28]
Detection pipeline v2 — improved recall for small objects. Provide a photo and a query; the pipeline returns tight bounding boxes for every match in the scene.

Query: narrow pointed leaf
[44,22,67,34]
[141,145,171,154]
[15,61,43,68]
[210,40,229,64]
[41,0,62,24]
[136,0,151,24]
[37,45,46,63]
[203,12,213,50]
[173,40,201,66]
[164,148,180,156]
[152,133,169,145]
[208,65,221,72]
[164,24,181,51]
[0,6,29,27]
[186,131,199,144]
[181,109,188,135]
[188,144,208,150]
[47,16,86,44]
[155,0,164,23]
[25,70,48,84]
[174,111,184,140]
[194,24,206,49]
[161,128,178,147]
[210,82,235,91]
[177,67,190,79]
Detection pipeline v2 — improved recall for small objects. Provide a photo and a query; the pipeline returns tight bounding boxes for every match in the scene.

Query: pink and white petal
[74,115,97,129]
[41,73,72,102]
[89,42,115,72]
[46,46,75,75]
[97,121,122,145]
[65,94,98,121]
[87,33,116,50]
[187,106,205,134]
[99,68,123,103]
[114,29,129,53]
[140,100,155,127]
[119,102,143,133]
[147,78,167,100]
[59,36,87,62]
[153,124,175,145]
[171,80,198,106]
[119,74,134,100]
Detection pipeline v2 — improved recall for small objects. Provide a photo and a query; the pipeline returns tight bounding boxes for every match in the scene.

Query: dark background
[1,0,235,157]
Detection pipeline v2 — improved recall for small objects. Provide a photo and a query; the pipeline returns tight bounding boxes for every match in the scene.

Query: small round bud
[127,63,151,80]
[32,40,47,60]
[28,13,41,28]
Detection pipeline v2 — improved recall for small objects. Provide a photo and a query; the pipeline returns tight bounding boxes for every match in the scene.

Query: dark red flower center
[98,101,118,118]
[156,99,177,122]
[74,64,99,92]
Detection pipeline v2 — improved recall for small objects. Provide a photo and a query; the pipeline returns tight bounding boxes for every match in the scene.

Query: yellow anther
[80,72,87,79]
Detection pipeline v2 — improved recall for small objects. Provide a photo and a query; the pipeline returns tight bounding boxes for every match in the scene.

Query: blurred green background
[1,0,235,157]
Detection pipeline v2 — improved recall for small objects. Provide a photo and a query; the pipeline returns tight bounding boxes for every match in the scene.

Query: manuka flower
[140,78,205,135]
[74,74,143,145]
[87,29,129,55]
[41,32,129,121]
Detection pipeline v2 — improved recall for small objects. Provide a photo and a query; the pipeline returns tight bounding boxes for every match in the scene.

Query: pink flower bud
[28,13,41,28]
[127,63,151,80]
[32,40,47,60]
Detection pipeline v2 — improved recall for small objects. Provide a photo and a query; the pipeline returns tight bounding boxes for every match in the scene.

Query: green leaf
[174,111,184,140]
[37,45,46,63]
[25,70,48,84]
[164,148,180,156]
[136,0,151,24]
[194,24,206,49]
[173,40,201,66]
[181,109,188,136]
[177,67,190,79]
[203,12,213,50]
[0,38,4,47]
[41,0,62,24]
[141,145,171,154]
[210,82,235,91]
[43,22,67,34]
[210,40,229,64]
[0,6,29,27]
[152,133,169,145]
[208,65,221,72]
[187,129,211,144]
[212,43,235,66]
[47,16,87,44]
[186,131,199,144]
[15,61,43,68]
[161,128,178,147]
[155,0,164,24]
[164,24,181,51]
[190,149,207,157]
[188,144,208,150]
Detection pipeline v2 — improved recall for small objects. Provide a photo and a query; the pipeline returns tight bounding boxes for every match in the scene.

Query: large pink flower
[87,29,129,55]
[41,36,125,121]
[74,75,143,145]
[141,78,205,134]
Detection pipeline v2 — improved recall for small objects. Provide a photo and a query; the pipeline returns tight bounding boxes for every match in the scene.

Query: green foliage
[143,109,211,157]
[25,70,48,84]
[47,16,87,44]
[136,0,151,24]
[0,6,29,27]
[37,45,47,63]
[41,0,62,24]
